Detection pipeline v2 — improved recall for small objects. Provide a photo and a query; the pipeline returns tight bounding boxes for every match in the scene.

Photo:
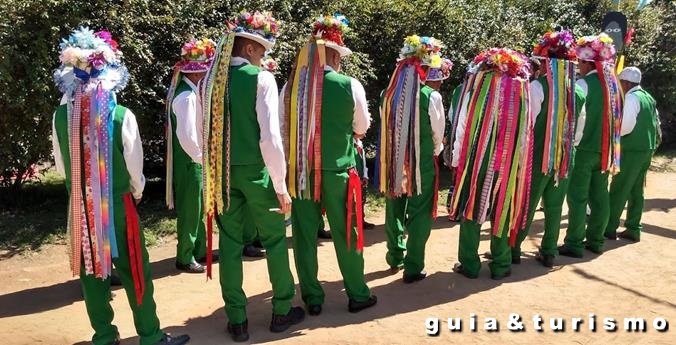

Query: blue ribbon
[74,67,103,83]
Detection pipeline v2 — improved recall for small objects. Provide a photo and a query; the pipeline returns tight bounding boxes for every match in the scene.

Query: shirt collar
[181,76,199,92]
[586,70,598,76]
[627,85,642,94]
[324,65,336,72]
[230,56,252,66]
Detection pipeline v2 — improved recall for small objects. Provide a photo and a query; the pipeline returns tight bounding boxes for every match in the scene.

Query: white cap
[619,66,642,84]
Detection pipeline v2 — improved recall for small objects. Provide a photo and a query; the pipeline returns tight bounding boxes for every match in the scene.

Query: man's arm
[351,78,371,137]
[620,92,640,136]
[256,70,288,195]
[429,91,445,156]
[451,93,471,168]
[172,91,203,163]
[530,79,545,122]
[121,109,146,200]
[51,112,65,176]
[574,79,589,146]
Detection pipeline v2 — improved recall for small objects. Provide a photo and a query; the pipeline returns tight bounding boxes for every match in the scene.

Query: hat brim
[325,41,352,57]
[235,32,275,51]
[426,76,449,82]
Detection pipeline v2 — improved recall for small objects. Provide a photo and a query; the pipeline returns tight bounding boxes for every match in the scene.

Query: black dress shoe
[348,295,377,313]
[583,242,604,254]
[110,272,122,286]
[491,269,511,280]
[318,229,332,239]
[175,261,205,273]
[618,230,640,242]
[557,245,583,258]
[270,306,305,332]
[604,232,617,240]
[363,220,376,230]
[227,320,249,342]
[452,263,478,279]
[155,333,190,345]
[243,244,265,258]
[536,253,555,268]
[196,252,220,264]
[308,304,322,316]
[403,270,427,283]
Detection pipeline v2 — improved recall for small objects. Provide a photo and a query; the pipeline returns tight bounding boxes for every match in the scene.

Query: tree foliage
[0,0,673,190]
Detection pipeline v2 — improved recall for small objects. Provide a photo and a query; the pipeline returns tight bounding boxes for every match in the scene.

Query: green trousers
[174,162,207,265]
[242,206,259,244]
[564,149,609,255]
[384,167,435,275]
[80,197,164,345]
[458,219,511,277]
[291,170,371,306]
[513,169,570,257]
[605,150,653,239]
[216,165,295,324]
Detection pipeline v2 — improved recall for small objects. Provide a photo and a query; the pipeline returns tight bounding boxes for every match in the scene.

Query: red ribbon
[432,155,440,219]
[400,57,427,81]
[346,168,364,252]
[206,213,214,280]
[596,61,610,172]
[123,193,145,306]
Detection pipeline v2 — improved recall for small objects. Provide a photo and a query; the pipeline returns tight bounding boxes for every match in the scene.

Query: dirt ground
[1,172,675,345]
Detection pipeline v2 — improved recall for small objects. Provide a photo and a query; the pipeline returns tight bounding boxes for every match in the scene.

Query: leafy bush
[0,0,673,194]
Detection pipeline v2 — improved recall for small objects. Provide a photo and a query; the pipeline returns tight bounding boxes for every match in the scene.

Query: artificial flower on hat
[532,30,577,60]
[399,35,444,68]
[575,33,616,62]
[229,10,280,50]
[261,56,278,72]
[54,27,129,96]
[470,47,530,79]
[312,13,352,57]
[178,38,216,73]
[426,58,453,81]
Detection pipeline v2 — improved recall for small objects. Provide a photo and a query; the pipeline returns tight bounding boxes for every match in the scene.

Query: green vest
[532,77,586,170]
[54,104,131,196]
[621,88,658,152]
[229,63,264,165]
[321,70,356,171]
[449,84,463,128]
[577,72,603,152]
[170,80,196,171]
[418,85,436,170]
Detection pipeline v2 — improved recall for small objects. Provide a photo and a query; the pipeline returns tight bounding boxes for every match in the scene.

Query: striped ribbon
[165,64,183,209]
[202,31,236,279]
[595,61,624,174]
[123,193,145,305]
[449,70,533,242]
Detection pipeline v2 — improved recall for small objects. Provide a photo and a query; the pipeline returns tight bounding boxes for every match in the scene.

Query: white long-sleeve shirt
[428,90,446,156]
[52,105,146,199]
[530,79,545,122]
[172,76,203,163]
[278,65,371,136]
[574,70,597,146]
[451,92,472,168]
[230,56,288,195]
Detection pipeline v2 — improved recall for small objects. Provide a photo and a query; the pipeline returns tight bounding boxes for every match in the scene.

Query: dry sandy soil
[1,172,675,345]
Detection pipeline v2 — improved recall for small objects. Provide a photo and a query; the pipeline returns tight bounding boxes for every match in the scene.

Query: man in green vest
[52,27,189,345]
[166,38,216,273]
[560,33,622,258]
[211,11,304,342]
[383,44,446,283]
[281,14,376,316]
[605,67,659,242]
[450,48,533,281]
[511,30,586,268]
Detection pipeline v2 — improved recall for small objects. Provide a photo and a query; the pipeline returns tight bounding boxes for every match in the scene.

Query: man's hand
[276,193,292,214]
[353,132,365,140]
[134,197,142,206]
[361,178,369,187]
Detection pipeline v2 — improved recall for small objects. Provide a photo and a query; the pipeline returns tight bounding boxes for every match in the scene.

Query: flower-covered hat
[399,35,444,68]
[576,33,616,62]
[532,30,577,60]
[426,58,453,81]
[178,38,216,73]
[312,14,352,57]
[230,11,280,51]
[470,48,530,79]
[54,27,129,95]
